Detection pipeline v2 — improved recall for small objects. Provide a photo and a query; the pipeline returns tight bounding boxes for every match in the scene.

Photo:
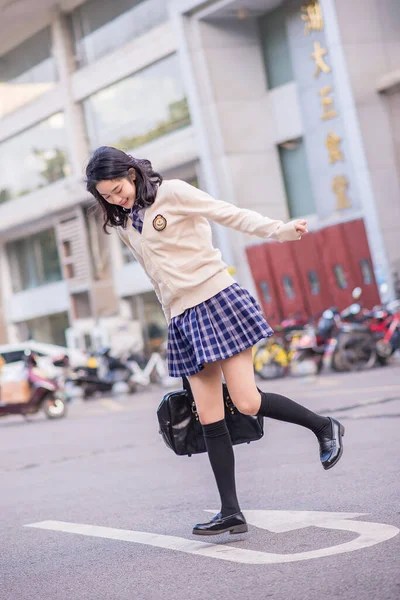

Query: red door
[245,244,282,326]
[264,241,308,321]
[314,224,358,310]
[246,219,380,323]
[342,219,380,308]
[290,233,331,319]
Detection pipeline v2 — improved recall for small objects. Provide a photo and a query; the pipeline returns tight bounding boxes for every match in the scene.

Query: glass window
[83,54,191,151]
[71,292,91,319]
[141,290,167,349]
[63,241,72,257]
[84,208,117,277]
[65,263,75,279]
[39,229,63,284]
[260,280,272,304]
[186,177,199,188]
[7,229,62,293]
[333,265,347,289]
[278,139,316,218]
[282,275,296,299]
[12,238,38,291]
[0,28,57,118]
[259,7,293,89]
[360,259,373,285]
[162,161,199,184]
[70,0,168,66]
[0,113,71,203]
[307,270,320,295]
[17,312,69,346]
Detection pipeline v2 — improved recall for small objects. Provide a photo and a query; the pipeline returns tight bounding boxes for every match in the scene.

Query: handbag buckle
[225,395,235,415]
[191,400,199,421]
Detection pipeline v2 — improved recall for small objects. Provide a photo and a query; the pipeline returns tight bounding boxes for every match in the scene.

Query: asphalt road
[1,364,399,600]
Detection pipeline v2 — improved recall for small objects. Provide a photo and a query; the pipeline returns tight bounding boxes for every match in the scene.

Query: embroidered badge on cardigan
[153,214,167,231]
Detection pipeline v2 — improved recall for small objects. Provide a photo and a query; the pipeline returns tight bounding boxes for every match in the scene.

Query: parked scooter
[373,301,400,361]
[68,347,136,398]
[288,324,325,376]
[329,292,400,367]
[289,288,377,374]
[319,289,377,372]
[0,351,67,420]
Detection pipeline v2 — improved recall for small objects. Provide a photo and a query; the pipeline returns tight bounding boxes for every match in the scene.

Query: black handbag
[157,376,264,457]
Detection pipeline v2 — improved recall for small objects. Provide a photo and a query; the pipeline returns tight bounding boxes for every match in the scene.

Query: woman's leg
[187,362,247,535]
[221,348,344,470]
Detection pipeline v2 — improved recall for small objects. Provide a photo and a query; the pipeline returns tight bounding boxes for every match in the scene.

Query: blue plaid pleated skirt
[167,282,274,378]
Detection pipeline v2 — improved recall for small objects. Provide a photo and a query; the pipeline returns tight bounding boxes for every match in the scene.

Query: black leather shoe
[192,512,248,536]
[318,417,345,470]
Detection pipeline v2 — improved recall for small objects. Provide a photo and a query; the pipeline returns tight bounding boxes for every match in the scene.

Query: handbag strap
[182,376,234,413]
[182,376,193,400]
[182,376,200,421]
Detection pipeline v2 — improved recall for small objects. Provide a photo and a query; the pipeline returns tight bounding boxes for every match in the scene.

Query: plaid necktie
[130,205,144,234]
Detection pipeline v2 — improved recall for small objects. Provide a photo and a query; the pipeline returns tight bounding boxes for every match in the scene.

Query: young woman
[86,146,345,537]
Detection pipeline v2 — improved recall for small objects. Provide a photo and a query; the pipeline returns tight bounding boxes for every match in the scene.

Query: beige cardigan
[118,179,301,324]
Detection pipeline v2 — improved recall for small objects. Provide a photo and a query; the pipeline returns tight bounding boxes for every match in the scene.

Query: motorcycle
[373,302,400,361]
[67,348,137,398]
[0,351,67,420]
[319,307,377,372]
[288,288,376,374]
[288,324,326,376]
[335,295,400,366]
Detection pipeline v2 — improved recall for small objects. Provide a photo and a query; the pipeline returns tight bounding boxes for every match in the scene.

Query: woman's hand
[275,219,308,242]
[294,219,308,239]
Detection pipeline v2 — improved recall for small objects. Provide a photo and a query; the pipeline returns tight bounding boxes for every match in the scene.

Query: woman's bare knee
[221,348,262,416]
[187,362,224,425]
[235,400,260,416]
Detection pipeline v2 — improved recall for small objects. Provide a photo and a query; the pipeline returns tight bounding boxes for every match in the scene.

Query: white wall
[0,178,86,235]
[7,281,70,323]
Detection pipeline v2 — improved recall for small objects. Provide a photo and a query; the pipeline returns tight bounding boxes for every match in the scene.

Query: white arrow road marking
[26,510,399,565]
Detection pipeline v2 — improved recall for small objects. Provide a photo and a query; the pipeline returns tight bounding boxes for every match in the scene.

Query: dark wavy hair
[85,146,163,233]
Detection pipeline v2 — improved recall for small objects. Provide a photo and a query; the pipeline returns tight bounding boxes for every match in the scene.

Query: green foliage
[115,98,191,151]
[0,189,12,204]
[33,147,69,184]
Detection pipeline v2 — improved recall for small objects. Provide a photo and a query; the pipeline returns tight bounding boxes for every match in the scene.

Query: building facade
[0,0,399,351]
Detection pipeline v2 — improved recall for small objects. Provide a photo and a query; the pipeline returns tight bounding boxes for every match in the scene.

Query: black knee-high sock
[257,391,330,436]
[202,419,240,518]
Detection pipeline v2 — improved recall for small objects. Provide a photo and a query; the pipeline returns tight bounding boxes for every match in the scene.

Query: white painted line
[25,511,399,564]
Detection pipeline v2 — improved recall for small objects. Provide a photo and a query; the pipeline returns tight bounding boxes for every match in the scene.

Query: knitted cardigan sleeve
[172,179,301,242]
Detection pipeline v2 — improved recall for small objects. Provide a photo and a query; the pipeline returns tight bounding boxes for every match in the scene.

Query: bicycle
[252,323,307,379]
[127,351,176,389]
[252,337,293,379]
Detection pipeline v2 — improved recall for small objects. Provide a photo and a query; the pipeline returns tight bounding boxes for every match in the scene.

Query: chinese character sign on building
[285,0,355,214]
[301,2,324,34]
[319,86,337,120]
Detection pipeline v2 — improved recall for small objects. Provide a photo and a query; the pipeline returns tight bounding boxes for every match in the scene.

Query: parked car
[0,341,87,379]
